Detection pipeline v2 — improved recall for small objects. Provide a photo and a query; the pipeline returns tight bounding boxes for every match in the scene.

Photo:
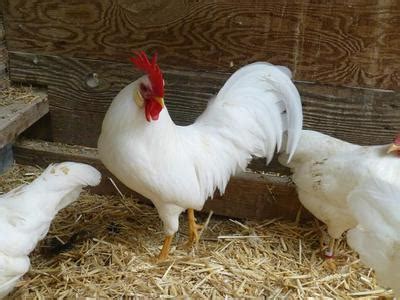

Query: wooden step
[0,87,48,148]
[0,87,48,172]
[13,138,306,221]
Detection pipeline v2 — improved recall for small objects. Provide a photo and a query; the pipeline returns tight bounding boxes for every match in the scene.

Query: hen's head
[130,51,165,122]
[387,133,400,156]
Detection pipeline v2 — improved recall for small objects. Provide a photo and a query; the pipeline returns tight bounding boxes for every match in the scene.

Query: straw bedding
[1,164,392,299]
[0,85,38,107]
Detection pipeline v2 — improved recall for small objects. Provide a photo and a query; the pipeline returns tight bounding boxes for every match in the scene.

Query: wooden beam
[13,138,303,221]
[0,88,48,148]
[4,0,400,90]
[8,52,400,150]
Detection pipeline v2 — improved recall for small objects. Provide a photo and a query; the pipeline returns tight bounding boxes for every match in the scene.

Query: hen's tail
[347,178,400,296]
[278,130,356,168]
[38,162,102,189]
[35,162,102,212]
[196,62,302,163]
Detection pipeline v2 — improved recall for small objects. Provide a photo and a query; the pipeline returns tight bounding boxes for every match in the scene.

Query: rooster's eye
[140,83,149,92]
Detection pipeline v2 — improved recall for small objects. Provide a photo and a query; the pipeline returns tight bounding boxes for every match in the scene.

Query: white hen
[0,162,101,298]
[279,130,400,255]
[98,52,303,260]
[347,178,400,296]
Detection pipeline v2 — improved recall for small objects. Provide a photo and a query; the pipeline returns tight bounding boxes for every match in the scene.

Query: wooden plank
[300,84,400,144]
[13,138,303,221]
[8,51,217,143]
[0,89,48,148]
[9,52,400,150]
[4,0,400,90]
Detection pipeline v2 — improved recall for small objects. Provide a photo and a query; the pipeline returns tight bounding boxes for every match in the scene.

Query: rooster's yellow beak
[387,143,400,154]
[155,97,165,108]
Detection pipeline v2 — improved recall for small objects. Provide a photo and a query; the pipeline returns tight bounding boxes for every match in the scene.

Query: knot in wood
[85,73,99,88]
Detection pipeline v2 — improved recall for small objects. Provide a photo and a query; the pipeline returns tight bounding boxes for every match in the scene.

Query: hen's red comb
[130,51,164,97]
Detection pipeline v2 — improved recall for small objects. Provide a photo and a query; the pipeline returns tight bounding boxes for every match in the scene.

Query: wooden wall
[8,51,400,149]
[4,0,400,90]
[3,0,400,152]
[0,0,7,88]
[2,0,400,220]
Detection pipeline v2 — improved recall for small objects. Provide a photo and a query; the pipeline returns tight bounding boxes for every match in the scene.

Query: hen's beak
[387,143,400,154]
[155,97,165,108]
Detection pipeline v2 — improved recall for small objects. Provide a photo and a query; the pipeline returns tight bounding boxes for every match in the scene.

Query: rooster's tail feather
[212,62,302,162]
[190,62,302,198]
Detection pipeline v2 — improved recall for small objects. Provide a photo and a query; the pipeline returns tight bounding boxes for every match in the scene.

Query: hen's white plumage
[279,130,400,239]
[0,162,101,298]
[98,62,303,237]
[347,178,400,296]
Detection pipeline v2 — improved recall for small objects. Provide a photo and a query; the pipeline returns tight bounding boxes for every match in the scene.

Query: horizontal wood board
[9,52,400,152]
[13,138,303,221]
[4,0,400,90]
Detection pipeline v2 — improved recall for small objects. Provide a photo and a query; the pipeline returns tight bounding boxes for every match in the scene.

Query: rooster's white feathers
[98,62,303,235]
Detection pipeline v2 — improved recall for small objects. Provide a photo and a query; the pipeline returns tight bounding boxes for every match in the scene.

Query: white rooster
[0,162,101,298]
[98,51,303,261]
[347,177,400,296]
[279,130,400,256]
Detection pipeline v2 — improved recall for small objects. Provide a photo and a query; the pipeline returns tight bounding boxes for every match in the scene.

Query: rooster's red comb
[130,51,164,97]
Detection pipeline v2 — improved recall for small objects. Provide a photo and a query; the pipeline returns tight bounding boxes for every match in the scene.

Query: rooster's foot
[186,208,203,248]
[156,235,173,263]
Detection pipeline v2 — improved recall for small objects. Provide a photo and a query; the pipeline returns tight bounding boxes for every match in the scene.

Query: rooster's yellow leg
[186,208,202,247]
[157,235,173,262]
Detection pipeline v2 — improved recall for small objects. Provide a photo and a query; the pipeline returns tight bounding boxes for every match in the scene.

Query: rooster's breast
[98,131,203,210]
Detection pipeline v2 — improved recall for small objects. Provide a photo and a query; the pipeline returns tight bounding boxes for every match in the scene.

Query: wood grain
[13,138,303,221]
[9,52,400,151]
[0,89,48,148]
[4,0,400,90]
[299,83,400,144]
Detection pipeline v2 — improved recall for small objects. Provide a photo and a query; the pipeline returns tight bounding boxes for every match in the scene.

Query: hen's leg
[313,218,336,259]
[325,238,335,258]
[186,208,202,247]
[157,235,173,262]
